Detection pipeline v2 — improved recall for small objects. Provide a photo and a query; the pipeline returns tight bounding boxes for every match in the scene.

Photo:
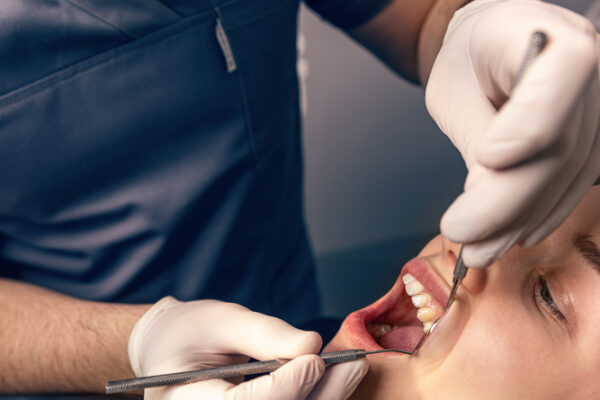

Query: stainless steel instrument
[107,348,410,394]
[445,31,548,312]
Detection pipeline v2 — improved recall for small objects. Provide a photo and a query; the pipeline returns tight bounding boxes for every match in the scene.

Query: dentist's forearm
[0,278,150,393]
[349,0,473,84]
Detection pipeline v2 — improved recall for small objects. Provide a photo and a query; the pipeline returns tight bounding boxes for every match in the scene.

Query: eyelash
[535,276,566,322]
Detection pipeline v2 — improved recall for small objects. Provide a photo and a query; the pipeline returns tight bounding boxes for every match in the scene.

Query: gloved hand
[426,0,600,268]
[128,297,368,400]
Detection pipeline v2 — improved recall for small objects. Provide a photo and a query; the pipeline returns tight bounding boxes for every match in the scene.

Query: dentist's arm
[348,0,472,84]
[349,0,600,268]
[0,278,148,392]
[0,279,367,399]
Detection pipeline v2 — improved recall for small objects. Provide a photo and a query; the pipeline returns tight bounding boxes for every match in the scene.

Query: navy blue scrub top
[0,0,390,325]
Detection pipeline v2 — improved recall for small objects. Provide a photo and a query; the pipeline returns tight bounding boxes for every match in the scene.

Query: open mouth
[345,257,449,352]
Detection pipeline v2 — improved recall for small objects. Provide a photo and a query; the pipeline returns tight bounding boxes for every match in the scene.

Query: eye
[535,276,566,322]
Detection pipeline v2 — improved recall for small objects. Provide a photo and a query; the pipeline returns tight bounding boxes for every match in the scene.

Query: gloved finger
[442,84,584,243]
[441,150,563,246]
[143,353,249,377]
[522,129,600,247]
[451,131,597,268]
[425,40,496,167]
[504,97,589,239]
[225,354,325,400]
[544,2,600,35]
[522,35,600,246]
[307,359,369,400]
[455,45,599,264]
[145,378,235,400]
[145,355,324,400]
[462,228,522,269]
[459,163,573,267]
[224,311,322,361]
[475,21,597,169]
[191,301,323,361]
[461,110,599,267]
[518,89,599,246]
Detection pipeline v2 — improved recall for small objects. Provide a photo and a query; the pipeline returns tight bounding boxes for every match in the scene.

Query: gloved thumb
[184,300,323,362]
[226,354,325,400]
[308,358,369,400]
[148,355,325,400]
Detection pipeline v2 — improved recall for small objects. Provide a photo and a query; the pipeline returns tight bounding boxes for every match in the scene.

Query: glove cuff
[444,0,512,44]
[128,295,180,377]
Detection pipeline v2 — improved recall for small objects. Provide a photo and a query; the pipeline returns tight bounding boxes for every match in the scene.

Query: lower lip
[343,259,425,352]
[344,277,406,351]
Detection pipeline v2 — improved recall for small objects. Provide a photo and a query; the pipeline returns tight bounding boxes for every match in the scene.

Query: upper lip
[400,257,451,307]
[342,256,452,351]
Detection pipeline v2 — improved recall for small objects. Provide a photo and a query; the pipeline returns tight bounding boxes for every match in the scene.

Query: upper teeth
[404,279,424,295]
[402,273,437,333]
[411,294,430,307]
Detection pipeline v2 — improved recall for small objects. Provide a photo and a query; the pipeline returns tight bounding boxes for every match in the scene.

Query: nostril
[447,249,458,267]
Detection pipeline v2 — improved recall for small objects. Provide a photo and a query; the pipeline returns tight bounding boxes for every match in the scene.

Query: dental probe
[106,349,409,394]
[444,31,548,312]
[445,245,468,311]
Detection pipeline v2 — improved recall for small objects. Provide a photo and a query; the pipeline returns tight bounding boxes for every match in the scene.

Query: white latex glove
[426,0,600,268]
[128,297,368,400]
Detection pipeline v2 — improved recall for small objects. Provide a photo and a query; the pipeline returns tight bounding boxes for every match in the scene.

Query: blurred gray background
[300,0,597,317]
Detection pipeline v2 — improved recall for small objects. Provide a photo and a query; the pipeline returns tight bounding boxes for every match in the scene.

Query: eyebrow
[574,234,600,275]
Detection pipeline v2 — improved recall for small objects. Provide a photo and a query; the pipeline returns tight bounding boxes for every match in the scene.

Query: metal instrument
[444,31,548,312]
[445,244,468,311]
[106,319,440,394]
[107,349,408,394]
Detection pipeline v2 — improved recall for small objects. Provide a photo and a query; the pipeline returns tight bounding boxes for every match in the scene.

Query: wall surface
[300,7,464,257]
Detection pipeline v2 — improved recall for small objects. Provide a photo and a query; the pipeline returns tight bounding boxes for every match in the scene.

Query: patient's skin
[325,186,600,399]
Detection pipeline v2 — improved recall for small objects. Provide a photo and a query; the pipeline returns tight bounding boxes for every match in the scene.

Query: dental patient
[324,185,600,399]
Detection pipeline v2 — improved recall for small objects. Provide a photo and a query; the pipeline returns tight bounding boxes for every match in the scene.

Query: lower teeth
[366,323,397,339]
[423,321,433,333]
[368,320,434,338]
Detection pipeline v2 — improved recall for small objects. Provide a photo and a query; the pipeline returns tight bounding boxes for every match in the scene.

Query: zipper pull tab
[214,7,237,73]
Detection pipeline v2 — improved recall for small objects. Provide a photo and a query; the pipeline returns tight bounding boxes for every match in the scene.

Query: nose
[441,238,487,295]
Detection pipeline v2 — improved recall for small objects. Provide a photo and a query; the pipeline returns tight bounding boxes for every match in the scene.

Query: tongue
[379,325,424,351]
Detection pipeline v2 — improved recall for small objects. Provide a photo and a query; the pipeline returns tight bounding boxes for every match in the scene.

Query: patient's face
[325,186,600,399]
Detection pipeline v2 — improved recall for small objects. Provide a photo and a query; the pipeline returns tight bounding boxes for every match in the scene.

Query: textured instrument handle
[320,349,367,365]
[106,350,368,394]
[106,359,283,394]
[514,31,548,88]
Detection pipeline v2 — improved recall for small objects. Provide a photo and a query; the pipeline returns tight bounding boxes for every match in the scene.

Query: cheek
[424,304,575,399]
[450,317,523,377]
[417,319,521,398]
[350,360,415,400]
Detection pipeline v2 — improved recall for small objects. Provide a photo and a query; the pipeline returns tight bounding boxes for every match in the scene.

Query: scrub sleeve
[0,0,389,325]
